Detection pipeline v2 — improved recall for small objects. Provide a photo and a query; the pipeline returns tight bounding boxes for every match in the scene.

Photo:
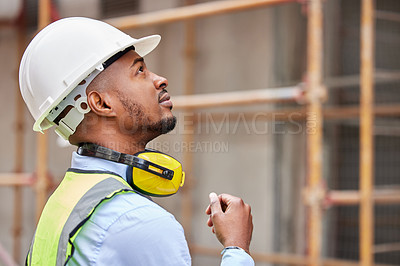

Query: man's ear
[87,91,117,117]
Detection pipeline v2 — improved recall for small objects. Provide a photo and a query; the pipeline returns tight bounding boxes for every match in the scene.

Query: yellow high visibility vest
[26,169,134,266]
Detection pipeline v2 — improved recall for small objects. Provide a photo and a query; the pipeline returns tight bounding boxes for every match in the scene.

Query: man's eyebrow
[131,57,144,68]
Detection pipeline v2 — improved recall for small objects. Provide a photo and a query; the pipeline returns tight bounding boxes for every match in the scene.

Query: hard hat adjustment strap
[102,46,135,70]
[55,108,85,140]
[44,45,134,140]
[48,66,103,140]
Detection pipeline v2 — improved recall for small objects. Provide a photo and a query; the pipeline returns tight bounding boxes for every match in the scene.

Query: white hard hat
[19,17,161,140]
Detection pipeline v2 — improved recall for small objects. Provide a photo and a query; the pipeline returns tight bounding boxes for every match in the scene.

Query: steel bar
[172,104,400,125]
[326,70,400,89]
[35,0,51,222]
[305,0,324,265]
[174,70,400,110]
[105,0,294,30]
[374,69,400,83]
[171,79,400,109]
[374,125,400,137]
[359,0,375,265]
[328,189,400,205]
[370,188,400,204]
[376,10,400,23]
[172,86,302,109]
[374,242,400,254]
[0,174,34,186]
[188,108,306,123]
[324,104,400,120]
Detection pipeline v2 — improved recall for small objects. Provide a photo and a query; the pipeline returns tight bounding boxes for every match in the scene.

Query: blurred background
[1,0,400,265]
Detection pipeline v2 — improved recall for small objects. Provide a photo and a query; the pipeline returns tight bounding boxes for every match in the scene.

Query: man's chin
[146,115,177,135]
[160,116,177,134]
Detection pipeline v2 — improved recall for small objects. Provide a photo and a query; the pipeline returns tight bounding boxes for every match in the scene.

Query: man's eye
[138,66,144,73]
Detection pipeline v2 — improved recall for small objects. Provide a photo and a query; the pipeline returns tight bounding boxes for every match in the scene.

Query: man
[20,17,253,265]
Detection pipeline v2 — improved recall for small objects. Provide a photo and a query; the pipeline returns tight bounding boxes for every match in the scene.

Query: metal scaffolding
[359,0,375,265]
[1,0,399,265]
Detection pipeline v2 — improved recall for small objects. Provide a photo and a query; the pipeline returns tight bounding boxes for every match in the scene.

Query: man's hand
[205,192,253,254]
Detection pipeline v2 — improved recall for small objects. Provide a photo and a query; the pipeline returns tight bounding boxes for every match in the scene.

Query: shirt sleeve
[221,248,255,266]
[95,207,191,266]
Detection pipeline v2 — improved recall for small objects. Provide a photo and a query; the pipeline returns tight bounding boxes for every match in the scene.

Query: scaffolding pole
[0,174,33,186]
[35,0,51,221]
[328,189,400,205]
[181,0,196,244]
[105,0,294,30]
[305,0,324,265]
[12,21,25,263]
[360,0,375,265]
[172,86,302,109]
[326,70,400,89]
[182,104,400,123]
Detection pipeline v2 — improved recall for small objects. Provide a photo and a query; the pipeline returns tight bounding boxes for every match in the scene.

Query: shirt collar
[71,151,130,182]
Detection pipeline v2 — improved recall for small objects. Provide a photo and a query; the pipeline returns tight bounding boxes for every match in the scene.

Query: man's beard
[119,95,177,135]
[146,116,177,134]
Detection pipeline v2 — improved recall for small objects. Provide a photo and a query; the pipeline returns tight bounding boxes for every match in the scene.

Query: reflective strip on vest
[27,170,134,266]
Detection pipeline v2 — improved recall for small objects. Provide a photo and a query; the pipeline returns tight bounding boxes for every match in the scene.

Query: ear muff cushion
[132,152,184,196]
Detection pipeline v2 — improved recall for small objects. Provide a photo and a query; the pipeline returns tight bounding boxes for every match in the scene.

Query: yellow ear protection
[77,143,185,197]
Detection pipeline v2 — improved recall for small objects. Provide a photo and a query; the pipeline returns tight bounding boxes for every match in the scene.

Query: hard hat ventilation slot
[80,102,88,110]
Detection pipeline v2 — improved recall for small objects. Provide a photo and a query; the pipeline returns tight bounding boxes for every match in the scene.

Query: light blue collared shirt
[67,152,254,266]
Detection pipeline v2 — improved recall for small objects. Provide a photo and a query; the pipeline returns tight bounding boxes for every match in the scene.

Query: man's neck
[93,137,147,155]
[70,121,159,155]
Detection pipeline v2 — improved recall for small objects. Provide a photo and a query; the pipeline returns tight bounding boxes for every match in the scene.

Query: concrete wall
[0,1,308,265]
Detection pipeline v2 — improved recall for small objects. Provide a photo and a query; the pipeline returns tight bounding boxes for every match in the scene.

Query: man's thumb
[209,192,222,214]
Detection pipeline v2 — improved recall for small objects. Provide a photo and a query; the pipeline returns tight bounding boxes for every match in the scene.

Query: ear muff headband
[77,143,185,196]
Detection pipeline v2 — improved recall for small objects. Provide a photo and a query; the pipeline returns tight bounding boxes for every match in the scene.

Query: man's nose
[153,73,168,90]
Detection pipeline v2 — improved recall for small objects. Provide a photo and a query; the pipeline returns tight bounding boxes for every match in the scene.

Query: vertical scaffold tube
[35,0,51,222]
[360,0,375,265]
[306,0,324,265]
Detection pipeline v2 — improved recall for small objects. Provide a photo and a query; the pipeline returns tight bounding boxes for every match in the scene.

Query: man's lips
[159,93,170,103]
[159,91,173,109]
